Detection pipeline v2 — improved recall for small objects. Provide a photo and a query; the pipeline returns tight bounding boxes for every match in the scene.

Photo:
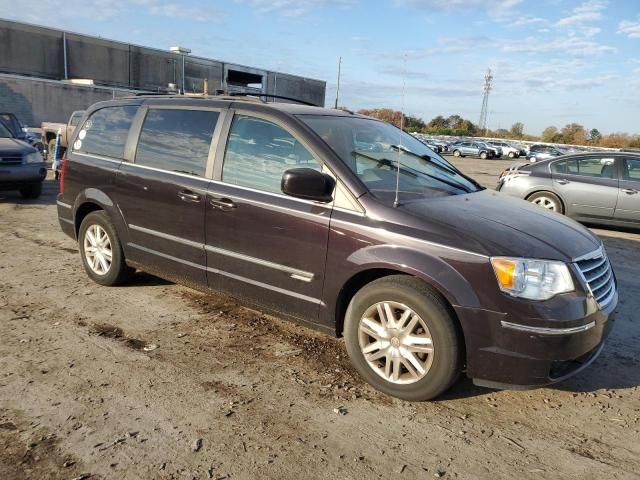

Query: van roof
[111,94,358,117]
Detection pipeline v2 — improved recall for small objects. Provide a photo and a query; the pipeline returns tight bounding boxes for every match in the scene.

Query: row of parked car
[412,133,607,163]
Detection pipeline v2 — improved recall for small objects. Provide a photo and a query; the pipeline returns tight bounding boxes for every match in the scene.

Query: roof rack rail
[119,91,318,107]
[228,92,316,107]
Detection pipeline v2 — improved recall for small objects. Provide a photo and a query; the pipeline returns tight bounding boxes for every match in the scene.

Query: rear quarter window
[75,106,138,159]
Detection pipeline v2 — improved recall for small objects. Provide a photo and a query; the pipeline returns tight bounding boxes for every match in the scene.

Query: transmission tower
[478,68,493,134]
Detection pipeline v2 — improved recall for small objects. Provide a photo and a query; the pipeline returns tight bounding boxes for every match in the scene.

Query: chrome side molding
[500,320,596,335]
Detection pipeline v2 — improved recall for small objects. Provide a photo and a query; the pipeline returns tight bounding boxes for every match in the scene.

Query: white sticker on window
[74,140,82,150]
[78,129,87,140]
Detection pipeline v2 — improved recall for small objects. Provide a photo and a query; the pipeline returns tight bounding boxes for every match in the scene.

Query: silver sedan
[497,152,640,229]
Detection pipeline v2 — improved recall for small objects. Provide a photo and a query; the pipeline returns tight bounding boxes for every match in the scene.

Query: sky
[2,0,639,135]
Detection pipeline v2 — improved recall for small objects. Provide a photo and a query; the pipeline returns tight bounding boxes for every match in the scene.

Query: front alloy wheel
[83,224,113,275]
[358,301,434,384]
[344,275,462,401]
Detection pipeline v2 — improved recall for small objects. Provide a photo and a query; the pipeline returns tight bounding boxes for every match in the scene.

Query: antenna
[394,53,407,208]
[334,56,342,109]
[478,68,493,135]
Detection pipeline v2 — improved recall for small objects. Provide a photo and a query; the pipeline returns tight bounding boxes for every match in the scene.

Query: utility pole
[478,68,493,135]
[334,56,342,109]
[169,46,191,94]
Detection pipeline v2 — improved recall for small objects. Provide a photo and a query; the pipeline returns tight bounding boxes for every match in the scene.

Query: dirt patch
[0,412,90,480]
[12,230,77,255]
[179,290,367,398]
[90,323,152,351]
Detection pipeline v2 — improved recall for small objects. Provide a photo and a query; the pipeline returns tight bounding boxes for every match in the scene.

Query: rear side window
[551,158,615,178]
[222,115,321,194]
[135,109,219,177]
[624,158,640,181]
[75,106,138,159]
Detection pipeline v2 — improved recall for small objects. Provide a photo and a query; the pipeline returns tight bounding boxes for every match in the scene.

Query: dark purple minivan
[56,96,617,400]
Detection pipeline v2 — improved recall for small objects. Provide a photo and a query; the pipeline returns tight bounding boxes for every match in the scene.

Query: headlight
[24,152,43,164]
[491,257,574,300]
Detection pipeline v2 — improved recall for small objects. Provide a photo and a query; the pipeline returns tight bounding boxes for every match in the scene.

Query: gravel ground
[1,163,639,480]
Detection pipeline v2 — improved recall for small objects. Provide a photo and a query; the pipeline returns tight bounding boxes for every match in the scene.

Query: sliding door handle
[621,188,638,195]
[210,197,237,211]
[178,190,201,202]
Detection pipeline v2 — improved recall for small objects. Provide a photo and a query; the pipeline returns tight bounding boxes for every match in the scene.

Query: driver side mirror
[281,168,335,203]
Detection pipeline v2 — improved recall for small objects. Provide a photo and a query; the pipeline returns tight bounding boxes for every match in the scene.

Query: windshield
[300,115,481,205]
[0,121,14,138]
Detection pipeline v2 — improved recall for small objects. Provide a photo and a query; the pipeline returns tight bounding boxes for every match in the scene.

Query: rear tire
[78,211,134,286]
[343,275,462,401]
[19,183,42,199]
[453,150,461,157]
[527,191,564,214]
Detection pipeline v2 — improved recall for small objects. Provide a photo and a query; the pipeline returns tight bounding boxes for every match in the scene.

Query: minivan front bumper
[455,293,617,389]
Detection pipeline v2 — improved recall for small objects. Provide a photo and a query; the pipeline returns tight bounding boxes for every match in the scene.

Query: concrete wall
[0,19,326,106]
[0,20,63,79]
[268,72,326,107]
[0,74,135,126]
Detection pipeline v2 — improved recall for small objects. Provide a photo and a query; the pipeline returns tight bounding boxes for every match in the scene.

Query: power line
[478,68,493,134]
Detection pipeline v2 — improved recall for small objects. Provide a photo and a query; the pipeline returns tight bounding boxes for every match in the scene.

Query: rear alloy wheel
[344,275,461,401]
[528,191,563,214]
[480,151,488,159]
[79,211,134,286]
[453,150,461,157]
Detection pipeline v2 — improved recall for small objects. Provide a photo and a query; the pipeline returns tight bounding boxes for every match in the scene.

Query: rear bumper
[0,164,47,188]
[455,294,617,388]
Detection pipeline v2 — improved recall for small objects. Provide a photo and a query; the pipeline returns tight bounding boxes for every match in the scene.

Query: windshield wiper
[351,151,472,193]
[385,148,474,193]
[389,145,483,190]
[389,145,458,175]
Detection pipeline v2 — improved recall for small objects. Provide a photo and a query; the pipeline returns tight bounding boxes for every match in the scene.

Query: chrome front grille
[575,248,616,308]
[0,156,23,165]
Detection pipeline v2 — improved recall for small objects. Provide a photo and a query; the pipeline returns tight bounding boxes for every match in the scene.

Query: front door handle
[622,188,638,195]
[556,179,570,185]
[178,190,201,202]
[210,197,237,211]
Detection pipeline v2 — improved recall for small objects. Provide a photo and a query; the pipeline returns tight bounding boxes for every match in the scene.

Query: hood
[0,137,35,155]
[396,189,600,261]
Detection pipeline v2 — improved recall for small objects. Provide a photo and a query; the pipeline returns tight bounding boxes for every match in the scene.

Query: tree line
[356,108,640,148]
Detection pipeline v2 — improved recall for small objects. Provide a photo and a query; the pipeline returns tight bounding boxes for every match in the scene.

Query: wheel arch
[334,269,468,372]
[74,201,104,236]
[332,254,477,339]
[73,188,123,236]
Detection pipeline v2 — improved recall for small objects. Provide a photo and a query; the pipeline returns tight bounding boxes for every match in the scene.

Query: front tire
[453,150,461,157]
[508,151,515,158]
[344,275,462,401]
[19,183,42,199]
[480,151,488,159]
[527,191,564,214]
[78,211,134,286]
